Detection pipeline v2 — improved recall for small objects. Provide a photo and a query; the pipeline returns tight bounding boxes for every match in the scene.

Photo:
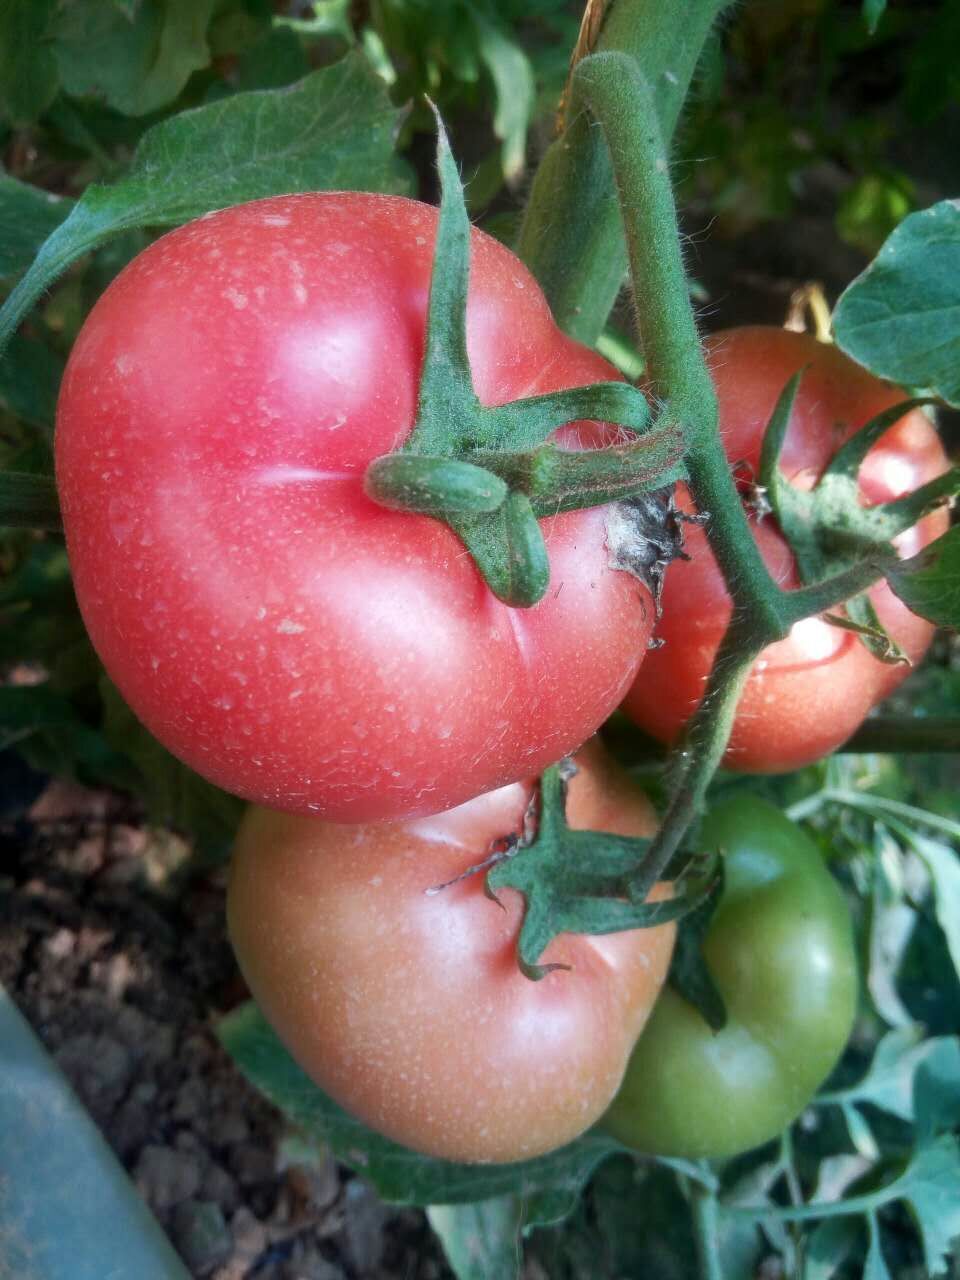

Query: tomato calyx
[757,372,960,661]
[361,111,685,607]
[482,759,716,980]
[662,861,726,1030]
[606,487,708,621]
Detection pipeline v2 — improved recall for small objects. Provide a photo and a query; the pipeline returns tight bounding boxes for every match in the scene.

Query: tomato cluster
[56,198,944,1166]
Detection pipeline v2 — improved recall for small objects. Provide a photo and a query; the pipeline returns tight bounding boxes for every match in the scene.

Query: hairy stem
[690,1179,725,1280]
[630,624,758,897]
[572,53,786,639]
[517,0,731,344]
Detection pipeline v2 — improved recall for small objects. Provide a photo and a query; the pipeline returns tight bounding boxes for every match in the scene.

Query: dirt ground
[0,774,453,1279]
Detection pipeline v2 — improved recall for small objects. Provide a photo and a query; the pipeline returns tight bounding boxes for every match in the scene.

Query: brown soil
[0,777,451,1280]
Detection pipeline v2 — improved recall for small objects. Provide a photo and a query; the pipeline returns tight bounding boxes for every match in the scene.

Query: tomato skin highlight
[622,326,949,772]
[226,741,675,1165]
[56,194,655,823]
[602,796,857,1160]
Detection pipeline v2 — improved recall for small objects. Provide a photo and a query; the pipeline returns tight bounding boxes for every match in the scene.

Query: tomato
[55,194,655,823]
[602,795,857,1160]
[227,741,675,1164]
[622,326,950,772]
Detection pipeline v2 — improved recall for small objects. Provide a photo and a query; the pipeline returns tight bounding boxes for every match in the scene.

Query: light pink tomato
[227,740,674,1163]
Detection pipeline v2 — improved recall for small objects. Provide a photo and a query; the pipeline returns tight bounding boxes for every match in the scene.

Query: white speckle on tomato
[277,618,306,634]
[223,287,248,309]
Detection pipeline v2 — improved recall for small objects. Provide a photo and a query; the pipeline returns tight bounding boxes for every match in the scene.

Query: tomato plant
[622,326,950,772]
[602,794,857,1160]
[55,193,656,824]
[226,741,675,1164]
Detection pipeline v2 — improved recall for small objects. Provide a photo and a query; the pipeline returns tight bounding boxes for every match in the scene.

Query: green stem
[783,554,895,624]
[517,0,731,344]
[572,53,785,639]
[690,1179,725,1280]
[726,1189,882,1224]
[839,716,960,754]
[631,623,758,898]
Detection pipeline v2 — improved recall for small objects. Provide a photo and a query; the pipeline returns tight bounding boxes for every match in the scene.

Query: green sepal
[473,421,686,516]
[481,380,653,452]
[884,525,960,628]
[0,470,62,530]
[370,107,685,606]
[450,492,550,607]
[665,863,727,1031]
[825,593,909,664]
[487,764,718,977]
[758,383,960,645]
[364,454,507,516]
[404,103,480,458]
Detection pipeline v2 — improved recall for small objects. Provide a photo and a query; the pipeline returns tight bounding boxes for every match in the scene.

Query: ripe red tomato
[55,194,656,822]
[623,326,950,772]
[227,741,675,1164]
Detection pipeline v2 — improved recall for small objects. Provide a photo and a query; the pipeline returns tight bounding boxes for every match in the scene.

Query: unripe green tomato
[602,796,857,1160]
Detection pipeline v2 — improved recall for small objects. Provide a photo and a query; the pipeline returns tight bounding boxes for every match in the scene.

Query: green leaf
[885,526,960,628]
[470,10,534,181]
[0,683,137,790]
[52,0,217,117]
[895,1137,960,1276]
[665,864,726,1030]
[822,1026,960,1123]
[0,988,191,1279]
[427,1197,523,1280]
[913,1051,960,1140]
[836,170,915,257]
[590,1159,716,1280]
[833,202,960,408]
[0,334,63,432]
[864,1216,892,1280]
[861,0,886,35]
[218,1002,622,1208]
[235,24,310,91]
[0,471,62,530]
[840,1101,879,1161]
[895,828,960,988]
[802,1217,862,1280]
[0,53,413,360]
[100,676,243,859]
[867,832,919,1028]
[0,172,73,280]
[0,0,60,125]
